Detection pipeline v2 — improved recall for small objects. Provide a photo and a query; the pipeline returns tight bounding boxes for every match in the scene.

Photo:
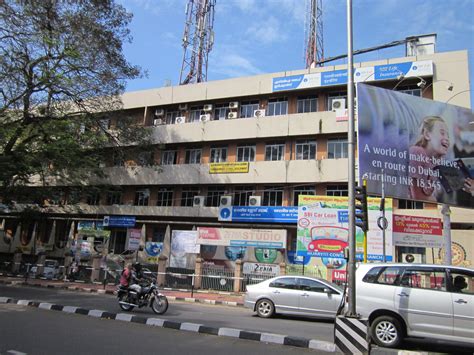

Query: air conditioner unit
[253,109,266,118]
[153,118,163,126]
[154,108,164,117]
[193,196,205,207]
[203,104,213,112]
[229,101,239,109]
[331,98,346,111]
[220,195,232,207]
[402,253,423,264]
[200,114,211,122]
[175,116,186,124]
[248,196,261,206]
[178,104,188,111]
[228,112,238,119]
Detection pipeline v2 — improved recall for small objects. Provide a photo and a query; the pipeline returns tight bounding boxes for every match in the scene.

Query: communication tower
[304,0,324,68]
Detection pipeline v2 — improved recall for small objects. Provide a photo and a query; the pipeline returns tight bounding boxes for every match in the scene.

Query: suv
[356,263,473,348]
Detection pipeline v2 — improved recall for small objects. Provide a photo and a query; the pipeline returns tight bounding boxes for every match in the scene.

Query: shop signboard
[209,162,249,174]
[218,206,298,223]
[243,262,280,276]
[126,228,142,251]
[197,227,287,249]
[357,84,474,209]
[103,215,136,227]
[393,215,443,248]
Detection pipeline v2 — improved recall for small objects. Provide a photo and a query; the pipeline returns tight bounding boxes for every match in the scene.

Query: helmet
[132,262,142,272]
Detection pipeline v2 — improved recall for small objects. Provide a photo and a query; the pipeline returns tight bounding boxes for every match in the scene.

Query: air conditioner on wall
[200,114,211,122]
[175,116,186,124]
[153,118,163,126]
[331,98,346,111]
[228,112,238,119]
[229,101,239,109]
[249,196,261,206]
[402,253,423,263]
[193,196,205,207]
[253,109,266,118]
[154,108,164,117]
[220,195,232,207]
[203,104,213,112]
[178,104,188,111]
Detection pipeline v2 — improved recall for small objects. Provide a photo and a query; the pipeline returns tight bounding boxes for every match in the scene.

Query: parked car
[244,275,343,319]
[29,259,60,279]
[356,263,474,348]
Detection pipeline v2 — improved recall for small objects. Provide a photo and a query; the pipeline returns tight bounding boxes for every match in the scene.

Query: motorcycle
[117,281,169,315]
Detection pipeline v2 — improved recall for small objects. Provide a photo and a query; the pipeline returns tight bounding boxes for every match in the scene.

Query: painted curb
[0,297,336,352]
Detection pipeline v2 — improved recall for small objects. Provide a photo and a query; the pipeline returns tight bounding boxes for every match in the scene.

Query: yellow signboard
[209,162,249,174]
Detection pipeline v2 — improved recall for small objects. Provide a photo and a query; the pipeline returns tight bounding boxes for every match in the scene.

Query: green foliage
[0,0,151,202]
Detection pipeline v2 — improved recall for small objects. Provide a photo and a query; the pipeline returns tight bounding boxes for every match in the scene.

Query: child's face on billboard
[426,121,450,156]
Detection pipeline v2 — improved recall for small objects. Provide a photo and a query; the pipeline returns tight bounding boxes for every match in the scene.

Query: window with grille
[267,98,288,116]
[214,104,229,120]
[86,191,100,205]
[328,138,348,159]
[297,96,318,113]
[398,199,424,209]
[181,187,199,206]
[293,186,315,206]
[263,186,283,206]
[233,186,254,206]
[265,142,285,161]
[185,148,201,164]
[165,111,179,124]
[295,140,316,160]
[206,186,227,207]
[237,144,256,162]
[134,189,150,206]
[240,101,259,118]
[326,185,348,197]
[157,187,173,207]
[113,151,125,167]
[106,190,122,205]
[138,151,154,166]
[327,92,347,110]
[161,150,177,165]
[189,107,202,122]
[210,146,228,163]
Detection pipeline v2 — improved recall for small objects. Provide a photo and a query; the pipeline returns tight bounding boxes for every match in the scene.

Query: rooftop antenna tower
[179,0,216,85]
[304,0,324,68]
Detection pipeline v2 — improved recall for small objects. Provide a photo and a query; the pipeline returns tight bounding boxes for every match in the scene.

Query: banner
[126,228,142,251]
[210,162,249,174]
[218,206,298,223]
[357,84,474,208]
[170,230,199,268]
[393,215,443,248]
[197,227,287,248]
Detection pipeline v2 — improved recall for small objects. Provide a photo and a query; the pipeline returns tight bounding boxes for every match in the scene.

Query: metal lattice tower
[179,0,216,85]
[304,0,324,68]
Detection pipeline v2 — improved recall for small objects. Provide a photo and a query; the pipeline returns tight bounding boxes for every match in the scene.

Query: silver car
[244,275,343,319]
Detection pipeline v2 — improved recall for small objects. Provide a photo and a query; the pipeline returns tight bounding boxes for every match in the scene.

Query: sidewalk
[0,275,245,307]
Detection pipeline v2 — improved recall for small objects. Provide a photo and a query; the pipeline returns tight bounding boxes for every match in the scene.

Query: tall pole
[346,0,357,317]
[382,169,386,262]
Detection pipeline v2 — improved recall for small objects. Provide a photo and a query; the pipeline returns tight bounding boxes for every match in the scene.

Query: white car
[356,263,474,348]
[29,259,60,279]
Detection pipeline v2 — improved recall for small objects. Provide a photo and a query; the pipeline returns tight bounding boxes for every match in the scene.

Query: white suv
[355,263,473,348]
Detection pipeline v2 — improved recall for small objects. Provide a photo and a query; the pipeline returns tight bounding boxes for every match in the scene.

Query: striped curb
[0,279,244,307]
[0,297,336,352]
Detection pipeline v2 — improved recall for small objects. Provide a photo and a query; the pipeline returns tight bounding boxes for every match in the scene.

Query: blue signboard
[103,215,136,228]
[219,206,298,223]
[321,69,347,86]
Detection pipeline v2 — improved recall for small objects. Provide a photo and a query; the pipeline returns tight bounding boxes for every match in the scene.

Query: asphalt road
[0,303,325,355]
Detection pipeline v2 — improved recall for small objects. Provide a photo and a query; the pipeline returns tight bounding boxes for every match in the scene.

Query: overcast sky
[118,0,473,106]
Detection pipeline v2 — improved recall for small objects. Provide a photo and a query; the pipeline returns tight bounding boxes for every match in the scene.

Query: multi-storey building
[0,47,472,278]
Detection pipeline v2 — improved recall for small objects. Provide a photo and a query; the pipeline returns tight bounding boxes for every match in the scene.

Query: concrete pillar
[63,255,73,279]
[12,252,22,274]
[91,256,101,282]
[326,265,334,283]
[234,259,242,293]
[36,254,46,276]
[194,257,203,289]
[279,262,286,276]
[156,255,168,287]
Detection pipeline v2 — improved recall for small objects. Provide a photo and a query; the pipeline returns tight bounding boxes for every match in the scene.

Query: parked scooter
[117,280,168,315]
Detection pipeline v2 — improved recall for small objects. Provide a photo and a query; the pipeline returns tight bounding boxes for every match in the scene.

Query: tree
[0,0,150,203]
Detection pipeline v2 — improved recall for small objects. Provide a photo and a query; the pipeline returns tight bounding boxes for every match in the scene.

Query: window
[293,186,315,206]
[109,230,126,254]
[397,85,422,97]
[138,151,154,166]
[156,187,173,207]
[206,186,227,207]
[267,98,288,116]
[162,150,177,165]
[398,199,423,209]
[99,119,110,130]
[181,187,199,206]
[326,185,348,197]
[86,191,100,205]
[400,268,447,291]
[233,186,254,206]
[375,267,404,285]
[327,92,347,111]
[185,148,201,164]
[298,278,327,292]
[240,101,259,118]
[450,270,474,295]
[295,140,316,160]
[297,96,318,113]
[269,277,298,289]
[237,144,256,162]
[113,151,124,167]
[134,189,150,206]
[265,142,285,161]
[189,107,202,122]
[165,111,179,125]
[106,190,122,205]
[214,104,229,120]
[210,146,228,163]
[328,138,348,159]
[263,186,283,206]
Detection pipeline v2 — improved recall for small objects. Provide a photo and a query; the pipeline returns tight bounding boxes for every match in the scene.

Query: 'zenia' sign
[197,227,287,249]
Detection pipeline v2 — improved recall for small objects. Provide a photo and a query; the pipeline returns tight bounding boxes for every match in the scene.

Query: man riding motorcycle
[128,262,146,301]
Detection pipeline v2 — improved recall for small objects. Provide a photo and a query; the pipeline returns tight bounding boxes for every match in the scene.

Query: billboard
[357,84,474,208]
[218,206,298,223]
[197,227,287,249]
[393,215,443,248]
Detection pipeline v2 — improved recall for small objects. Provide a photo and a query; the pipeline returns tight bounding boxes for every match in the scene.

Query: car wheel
[256,299,275,318]
[370,315,403,348]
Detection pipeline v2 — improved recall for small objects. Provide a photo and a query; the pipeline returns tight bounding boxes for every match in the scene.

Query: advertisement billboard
[357,84,474,208]
[197,227,287,249]
[393,215,443,248]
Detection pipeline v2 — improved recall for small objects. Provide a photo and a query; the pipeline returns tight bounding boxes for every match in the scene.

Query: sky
[118,0,474,106]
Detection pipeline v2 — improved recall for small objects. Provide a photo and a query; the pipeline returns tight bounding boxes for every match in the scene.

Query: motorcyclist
[129,262,145,300]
